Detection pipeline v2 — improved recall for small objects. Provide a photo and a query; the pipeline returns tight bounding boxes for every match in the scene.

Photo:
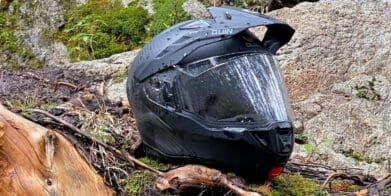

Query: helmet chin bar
[139,84,294,177]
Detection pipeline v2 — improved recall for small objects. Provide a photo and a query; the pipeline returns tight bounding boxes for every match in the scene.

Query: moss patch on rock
[342,149,386,164]
[354,77,381,100]
[271,173,327,196]
[123,170,157,195]
[139,156,170,171]
[51,0,150,62]
[0,10,42,70]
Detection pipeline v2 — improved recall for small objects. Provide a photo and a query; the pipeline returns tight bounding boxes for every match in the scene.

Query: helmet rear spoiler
[208,6,295,54]
[131,7,294,81]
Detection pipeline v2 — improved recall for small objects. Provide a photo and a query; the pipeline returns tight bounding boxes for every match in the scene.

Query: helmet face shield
[175,53,291,126]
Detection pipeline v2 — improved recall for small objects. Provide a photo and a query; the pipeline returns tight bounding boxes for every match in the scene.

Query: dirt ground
[0,68,235,195]
[1,68,389,195]
[0,68,143,193]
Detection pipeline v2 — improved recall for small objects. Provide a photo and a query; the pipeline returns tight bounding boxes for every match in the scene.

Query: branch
[25,109,262,195]
[25,108,162,175]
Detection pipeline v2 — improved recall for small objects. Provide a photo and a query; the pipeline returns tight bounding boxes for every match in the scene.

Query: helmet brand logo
[211,28,234,35]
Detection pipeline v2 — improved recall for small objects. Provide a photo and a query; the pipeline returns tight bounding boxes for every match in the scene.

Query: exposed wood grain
[0,104,114,196]
[156,164,261,196]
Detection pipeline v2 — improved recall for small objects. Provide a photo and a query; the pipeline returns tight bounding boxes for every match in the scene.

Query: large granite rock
[65,50,139,80]
[14,0,70,67]
[65,50,139,102]
[252,0,390,177]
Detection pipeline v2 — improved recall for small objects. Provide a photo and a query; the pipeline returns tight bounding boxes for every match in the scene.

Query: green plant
[356,90,369,100]
[271,173,326,196]
[4,98,37,110]
[56,0,150,62]
[0,9,42,70]
[345,184,361,192]
[139,156,169,170]
[150,0,189,36]
[354,77,381,100]
[303,143,319,153]
[123,170,156,195]
[342,149,386,164]
[112,70,128,84]
[39,102,56,110]
[90,126,116,143]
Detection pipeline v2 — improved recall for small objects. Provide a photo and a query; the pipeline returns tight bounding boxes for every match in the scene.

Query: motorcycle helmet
[127,6,295,178]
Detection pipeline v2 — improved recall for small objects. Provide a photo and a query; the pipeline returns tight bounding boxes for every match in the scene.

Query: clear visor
[176,53,291,124]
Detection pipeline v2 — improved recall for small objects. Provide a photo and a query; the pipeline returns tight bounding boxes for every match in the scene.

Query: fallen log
[0,104,113,195]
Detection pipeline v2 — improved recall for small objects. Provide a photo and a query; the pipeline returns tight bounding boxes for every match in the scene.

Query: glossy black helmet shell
[127,6,295,177]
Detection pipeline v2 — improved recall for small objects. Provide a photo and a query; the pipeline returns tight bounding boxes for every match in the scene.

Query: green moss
[150,0,189,36]
[39,102,56,110]
[112,70,127,84]
[10,0,22,11]
[303,143,319,153]
[4,98,37,111]
[54,0,150,62]
[123,170,156,195]
[271,173,327,196]
[354,77,381,100]
[3,98,37,117]
[295,134,309,144]
[342,149,386,164]
[356,90,369,99]
[345,184,361,192]
[0,8,42,70]
[368,80,375,87]
[90,127,116,143]
[139,156,169,170]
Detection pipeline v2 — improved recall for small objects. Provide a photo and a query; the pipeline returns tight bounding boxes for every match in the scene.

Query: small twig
[54,81,82,92]
[130,135,143,154]
[320,172,348,191]
[24,108,163,175]
[106,166,129,177]
[98,82,105,96]
[26,72,51,83]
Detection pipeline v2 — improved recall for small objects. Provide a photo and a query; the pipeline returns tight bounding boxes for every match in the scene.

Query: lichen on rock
[252,0,391,177]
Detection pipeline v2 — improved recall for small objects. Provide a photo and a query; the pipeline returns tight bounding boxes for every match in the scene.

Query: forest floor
[1,68,389,195]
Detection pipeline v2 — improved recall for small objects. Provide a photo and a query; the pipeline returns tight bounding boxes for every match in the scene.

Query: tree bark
[0,104,113,195]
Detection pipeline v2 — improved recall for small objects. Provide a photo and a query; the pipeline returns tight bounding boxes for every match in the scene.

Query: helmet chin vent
[251,127,293,155]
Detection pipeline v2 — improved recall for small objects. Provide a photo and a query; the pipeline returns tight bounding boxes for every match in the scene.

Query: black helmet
[127,7,295,178]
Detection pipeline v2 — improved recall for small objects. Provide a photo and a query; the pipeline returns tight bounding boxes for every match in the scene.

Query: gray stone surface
[106,80,127,102]
[182,0,209,19]
[15,0,70,67]
[251,0,390,177]
[65,50,139,80]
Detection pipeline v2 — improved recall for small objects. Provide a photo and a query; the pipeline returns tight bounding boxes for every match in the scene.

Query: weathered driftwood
[0,104,114,195]
[156,165,261,196]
